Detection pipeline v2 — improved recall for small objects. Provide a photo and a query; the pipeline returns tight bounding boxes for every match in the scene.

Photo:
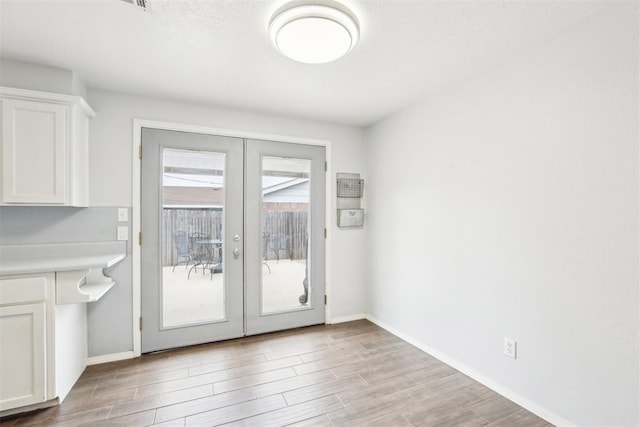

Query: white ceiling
[0,0,607,127]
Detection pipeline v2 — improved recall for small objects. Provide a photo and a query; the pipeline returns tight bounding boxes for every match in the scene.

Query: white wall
[87,89,368,340]
[365,4,638,426]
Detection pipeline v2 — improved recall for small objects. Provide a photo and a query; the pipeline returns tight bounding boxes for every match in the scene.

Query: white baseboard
[87,351,136,366]
[364,314,574,427]
[328,313,366,324]
[0,398,58,417]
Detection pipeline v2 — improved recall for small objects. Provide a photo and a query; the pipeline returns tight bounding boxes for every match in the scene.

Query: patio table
[188,239,223,278]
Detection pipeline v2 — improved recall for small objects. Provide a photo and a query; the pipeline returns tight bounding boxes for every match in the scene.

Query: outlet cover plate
[117,226,129,241]
[118,208,128,222]
[504,337,517,359]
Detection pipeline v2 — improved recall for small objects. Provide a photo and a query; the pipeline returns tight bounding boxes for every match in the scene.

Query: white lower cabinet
[0,302,47,410]
[0,273,87,414]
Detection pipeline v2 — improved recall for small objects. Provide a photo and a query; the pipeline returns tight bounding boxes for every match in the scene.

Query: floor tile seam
[338,379,409,406]
[117,356,206,371]
[360,345,431,361]
[416,404,493,427]
[324,403,395,426]
[37,402,114,423]
[265,343,330,355]
[212,367,297,392]
[297,351,351,364]
[109,384,215,419]
[101,407,157,425]
[359,365,427,386]
[48,404,114,424]
[190,357,270,375]
[338,387,418,412]
[403,378,477,402]
[250,393,344,421]
[116,355,206,371]
[140,366,231,388]
[283,374,366,405]
[183,394,286,426]
[222,357,305,380]
[467,400,522,425]
[252,369,338,399]
[353,410,415,427]
[215,372,297,395]
[281,388,335,407]
[401,393,486,423]
[361,361,451,384]
[114,363,204,381]
[136,378,229,401]
[278,410,340,427]
[93,370,196,394]
[59,392,136,414]
[411,383,486,405]
[292,355,364,375]
[153,392,262,424]
[282,371,363,396]
[356,348,422,363]
[255,402,343,427]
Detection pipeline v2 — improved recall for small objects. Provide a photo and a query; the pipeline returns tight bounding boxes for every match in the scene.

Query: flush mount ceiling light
[269,4,360,64]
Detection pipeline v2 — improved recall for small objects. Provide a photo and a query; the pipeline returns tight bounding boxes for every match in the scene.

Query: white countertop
[0,241,127,276]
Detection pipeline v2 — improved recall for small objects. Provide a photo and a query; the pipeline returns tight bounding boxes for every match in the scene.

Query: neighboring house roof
[163,150,310,205]
[163,176,309,206]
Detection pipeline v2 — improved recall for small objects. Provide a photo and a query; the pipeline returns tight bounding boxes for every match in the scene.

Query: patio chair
[269,234,290,262]
[172,231,192,272]
[262,232,271,273]
[299,233,309,304]
[187,232,214,279]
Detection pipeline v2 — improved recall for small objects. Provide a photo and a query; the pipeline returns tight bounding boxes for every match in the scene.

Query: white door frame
[131,119,332,357]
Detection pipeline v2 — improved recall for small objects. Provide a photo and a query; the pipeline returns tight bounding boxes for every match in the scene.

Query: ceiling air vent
[121,0,146,9]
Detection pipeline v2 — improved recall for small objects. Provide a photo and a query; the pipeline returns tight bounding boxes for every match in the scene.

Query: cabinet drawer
[0,277,48,305]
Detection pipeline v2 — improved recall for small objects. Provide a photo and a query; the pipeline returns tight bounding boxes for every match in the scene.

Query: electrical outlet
[117,226,129,241]
[118,207,128,222]
[504,337,517,359]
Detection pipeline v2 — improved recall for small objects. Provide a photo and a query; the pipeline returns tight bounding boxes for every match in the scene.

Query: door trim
[131,119,332,357]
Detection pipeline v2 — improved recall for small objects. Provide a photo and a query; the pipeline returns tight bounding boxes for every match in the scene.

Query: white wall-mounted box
[337,209,364,227]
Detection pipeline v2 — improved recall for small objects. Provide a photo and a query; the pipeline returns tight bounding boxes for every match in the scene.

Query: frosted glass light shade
[269,5,359,64]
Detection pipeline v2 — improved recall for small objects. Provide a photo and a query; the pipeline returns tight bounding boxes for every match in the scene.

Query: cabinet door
[0,303,47,410]
[1,99,67,203]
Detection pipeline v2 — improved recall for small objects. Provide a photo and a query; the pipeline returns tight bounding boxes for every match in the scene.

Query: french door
[140,128,325,353]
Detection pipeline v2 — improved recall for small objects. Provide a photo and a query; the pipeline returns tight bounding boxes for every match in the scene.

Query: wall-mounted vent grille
[121,0,146,9]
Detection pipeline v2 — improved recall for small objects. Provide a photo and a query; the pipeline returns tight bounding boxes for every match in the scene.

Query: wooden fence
[162,208,308,266]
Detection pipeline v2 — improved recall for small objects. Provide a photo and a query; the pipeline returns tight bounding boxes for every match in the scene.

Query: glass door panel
[261,156,312,313]
[162,148,226,327]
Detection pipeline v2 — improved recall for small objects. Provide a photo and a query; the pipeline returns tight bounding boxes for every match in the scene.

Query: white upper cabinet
[0,87,95,206]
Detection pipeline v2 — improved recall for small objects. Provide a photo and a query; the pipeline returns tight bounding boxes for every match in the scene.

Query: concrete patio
[162,259,307,327]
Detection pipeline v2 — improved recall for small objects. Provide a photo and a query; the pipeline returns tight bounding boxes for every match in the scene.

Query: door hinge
[325,161,327,172]
[138,231,142,245]
[324,295,327,305]
[324,228,327,239]
[139,317,143,330]
[138,145,142,160]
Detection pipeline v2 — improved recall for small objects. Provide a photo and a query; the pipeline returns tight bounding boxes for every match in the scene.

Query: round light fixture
[269,4,360,64]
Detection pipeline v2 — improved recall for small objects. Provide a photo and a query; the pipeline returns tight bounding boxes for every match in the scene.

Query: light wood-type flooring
[1,320,551,426]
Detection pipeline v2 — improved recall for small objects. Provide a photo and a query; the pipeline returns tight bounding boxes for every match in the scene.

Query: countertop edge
[0,242,127,277]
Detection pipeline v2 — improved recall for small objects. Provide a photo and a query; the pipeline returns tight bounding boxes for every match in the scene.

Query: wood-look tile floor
[1,320,551,426]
